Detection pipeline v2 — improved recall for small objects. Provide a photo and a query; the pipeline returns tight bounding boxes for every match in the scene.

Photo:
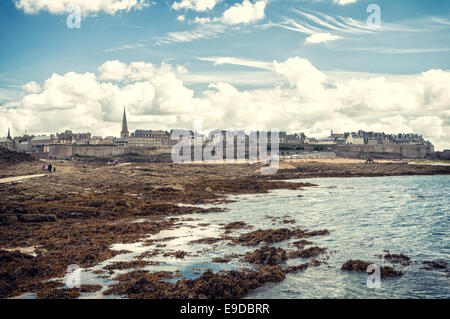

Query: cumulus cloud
[274,57,327,101]
[2,58,450,150]
[222,0,266,25]
[172,0,220,12]
[305,32,342,44]
[14,0,150,15]
[22,81,41,94]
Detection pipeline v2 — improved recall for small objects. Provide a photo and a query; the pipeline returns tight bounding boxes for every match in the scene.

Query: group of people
[107,160,126,166]
[42,163,56,173]
[365,156,375,164]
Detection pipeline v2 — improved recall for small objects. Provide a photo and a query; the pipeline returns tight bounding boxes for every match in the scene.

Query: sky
[0,0,449,150]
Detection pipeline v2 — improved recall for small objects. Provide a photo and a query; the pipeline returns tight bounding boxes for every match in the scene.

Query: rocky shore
[0,159,449,298]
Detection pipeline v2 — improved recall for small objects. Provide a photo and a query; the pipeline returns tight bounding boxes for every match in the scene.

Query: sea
[52,175,450,299]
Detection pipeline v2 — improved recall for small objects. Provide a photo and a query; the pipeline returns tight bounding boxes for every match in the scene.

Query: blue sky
[1,0,450,149]
[2,0,450,87]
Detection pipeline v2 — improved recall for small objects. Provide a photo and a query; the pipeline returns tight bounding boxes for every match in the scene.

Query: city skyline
[0,0,449,150]
[0,107,440,149]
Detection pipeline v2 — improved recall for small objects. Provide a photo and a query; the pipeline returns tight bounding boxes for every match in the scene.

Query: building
[56,130,95,144]
[305,137,336,145]
[120,108,129,138]
[329,131,347,144]
[98,138,115,145]
[114,137,128,147]
[278,131,287,144]
[286,132,306,144]
[30,135,57,153]
[0,128,14,149]
[128,130,171,147]
[13,134,32,148]
[345,134,365,145]
[16,141,32,153]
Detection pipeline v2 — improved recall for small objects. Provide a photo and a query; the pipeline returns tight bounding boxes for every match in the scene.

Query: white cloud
[22,81,41,94]
[410,116,443,140]
[222,0,266,25]
[305,32,341,44]
[2,58,450,150]
[177,15,186,21]
[172,0,220,12]
[333,0,358,5]
[98,60,130,81]
[198,57,273,70]
[98,60,164,82]
[156,23,227,45]
[194,16,212,24]
[274,57,327,100]
[158,0,267,45]
[14,0,150,15]
[276,8,375,42]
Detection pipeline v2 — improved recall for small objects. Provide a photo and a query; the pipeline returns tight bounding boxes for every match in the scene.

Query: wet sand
[0,159,449,298]
[0,174,46,184]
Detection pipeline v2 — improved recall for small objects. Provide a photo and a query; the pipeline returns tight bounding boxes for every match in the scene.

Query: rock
[0,215,18,224]
[421,260,448,271]
[381,266,403,278]
[341,259,403,278]
[341,259,371,272]
[243,246,288,265]
[283,263,309,274]
[223,221,249,230]
[233,227,329,246]
[80,284,103,293]
[18,214,56,223]
[384,253,411,266]
[288,246,326,259]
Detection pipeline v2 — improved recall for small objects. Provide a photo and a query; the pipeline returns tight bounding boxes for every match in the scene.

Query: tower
[7,128,11,139]
[120,108,129,138]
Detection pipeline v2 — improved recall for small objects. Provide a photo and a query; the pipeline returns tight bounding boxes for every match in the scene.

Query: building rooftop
[31,135,53,141]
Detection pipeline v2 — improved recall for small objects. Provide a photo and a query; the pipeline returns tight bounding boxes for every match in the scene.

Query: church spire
[120,108,129,138]
[7,128,11,139]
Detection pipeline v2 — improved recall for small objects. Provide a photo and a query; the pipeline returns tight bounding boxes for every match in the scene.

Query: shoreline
[0,159,449,298]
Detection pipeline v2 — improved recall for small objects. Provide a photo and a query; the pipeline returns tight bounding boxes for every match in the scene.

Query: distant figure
[365,156,375,164]
[48,164,53,173]
[42,165,46,172]
[53,167,56,173]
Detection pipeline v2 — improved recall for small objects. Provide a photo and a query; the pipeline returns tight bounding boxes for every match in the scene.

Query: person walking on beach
[53,166,56,173]
[48,164,52,173]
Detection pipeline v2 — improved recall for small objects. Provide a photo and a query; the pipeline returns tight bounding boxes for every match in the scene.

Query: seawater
[62,175,449,299]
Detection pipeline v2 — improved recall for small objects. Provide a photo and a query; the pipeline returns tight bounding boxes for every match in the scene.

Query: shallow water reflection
[67,175,448,299]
